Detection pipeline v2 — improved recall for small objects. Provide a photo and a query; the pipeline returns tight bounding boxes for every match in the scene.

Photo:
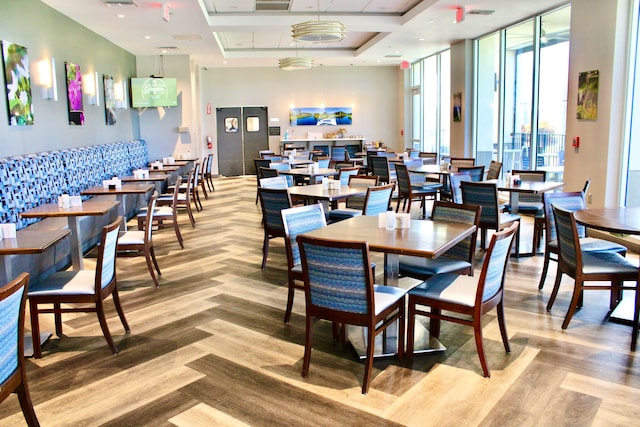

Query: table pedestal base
[24,332,52,358]
[347,322,445,360]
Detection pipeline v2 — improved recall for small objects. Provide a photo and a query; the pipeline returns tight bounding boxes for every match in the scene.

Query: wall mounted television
[130,77,178,108]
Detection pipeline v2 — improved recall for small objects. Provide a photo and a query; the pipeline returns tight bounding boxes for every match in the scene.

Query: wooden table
[287,183,367,209]
[121,174,169,193]
[575,207,640,323]
[278,168,338,184]
[489,179,564,214]
[81,183,154,231]
[149,164,181,173]
[21,199,119,270]
[304,215,476,286]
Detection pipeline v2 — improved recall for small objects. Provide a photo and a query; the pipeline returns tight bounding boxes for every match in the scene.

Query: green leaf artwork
[1,41,34,126]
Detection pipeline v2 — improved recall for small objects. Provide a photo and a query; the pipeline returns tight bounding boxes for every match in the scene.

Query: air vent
[158,46,180,51]
[384,54,402,58]
[104,0,138,6]
[256,0,291,12]
[467,9,495,15]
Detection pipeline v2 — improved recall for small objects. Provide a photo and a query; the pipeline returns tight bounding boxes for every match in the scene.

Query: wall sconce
[83,71,100,106]
[37,57,58,101]
[114,80,128,109]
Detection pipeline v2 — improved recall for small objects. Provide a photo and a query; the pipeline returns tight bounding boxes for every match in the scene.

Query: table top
[120,174,169,183]
[149,165,181,172]
[0,229,71,255]
[287,184,367,202]
[486,179,563,194]
[81,183,154,196]
[21,199,120,219]
[278,168,338,177]
[408,164,450,175]
[574,207,640,235]
[304,215,476,258]
[284,159,315,167]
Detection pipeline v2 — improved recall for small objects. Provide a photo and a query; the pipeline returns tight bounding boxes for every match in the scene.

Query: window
[623,0,640,206]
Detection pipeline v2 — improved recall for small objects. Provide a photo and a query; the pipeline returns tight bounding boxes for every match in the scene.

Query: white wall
[0,0,137,158]
[565,0,632,206]
[200,66,402,174]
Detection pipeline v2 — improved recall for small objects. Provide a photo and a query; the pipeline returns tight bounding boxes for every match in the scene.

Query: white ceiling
[40,0,568,68]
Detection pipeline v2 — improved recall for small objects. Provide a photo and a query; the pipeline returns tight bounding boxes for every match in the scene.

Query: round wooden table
[574,207,640,324]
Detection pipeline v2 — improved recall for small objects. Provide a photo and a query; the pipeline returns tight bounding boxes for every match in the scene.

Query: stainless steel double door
[216,106,268,176]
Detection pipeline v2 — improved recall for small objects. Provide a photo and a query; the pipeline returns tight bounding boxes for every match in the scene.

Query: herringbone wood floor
[2,176,639,426]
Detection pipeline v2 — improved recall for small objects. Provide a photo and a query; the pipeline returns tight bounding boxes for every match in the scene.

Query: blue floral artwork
[1,41,34,126]
[65,61,84,125]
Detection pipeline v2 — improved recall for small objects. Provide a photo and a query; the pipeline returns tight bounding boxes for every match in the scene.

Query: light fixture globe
[279,57,314,71]
[292,20,346,43]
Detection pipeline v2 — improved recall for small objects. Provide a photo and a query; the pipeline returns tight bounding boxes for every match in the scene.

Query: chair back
[316,157,331,168]
[270,162,293,186]
[337,166,360,186]
[263,155,282,162]
[451,157,475,170]
[486,160,502,180]
[394,163,412,198]
[419,152,438,165]
[448,172,472,203]
[200,156,208,178]
[96,216,123,291]
[369,156,391,183]
[260,175,289,189]
[259,150,275,158]
[254,159,271,178]
[206,153,214,176]
[281,204,326,268]
[191,162,201,188]
[543,191,587,244]
[0,272,29,389]
[460,181,500,229]
[551,205,580,272]
[512,170,546,204]
[298,236,374,318]
[476,222,518,304]
[331,146,348,163]
[312,145,330,156]
[258,187,292,236]
[259,166,279,179]
[431,201,481,264]
[183,169,195,206]
[363,183,394,216]
[582,177,591,194]
[143,193,158,243]
[457,165,485,182]
[346,175,379,210]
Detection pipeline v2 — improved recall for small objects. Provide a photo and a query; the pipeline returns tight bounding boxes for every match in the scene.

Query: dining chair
[330,145,348,166]
[336,166,360,185]
[259,150,275,158]
[406,222,518,377]
[441,171,472,204]
[0,272,40,426]
[507,170,546,214]
[281,203,327,323]
[263,154,283,162]
[139,175,185,249]
[198,155,209,200]
[399,200,481,281]
[28,216,130,358]
[461,181,521,256]
[537,191,626,290]
[362,183,395,216]
[297,235,406,394]
[369,155,396,184]
[258,187,292,270]
[254,159,272,203]
[419,152,438,165]
[394,163,440,218]
[205,153,215,192]
[161,169,196,227]
[118,193,162,287]
[326,175,380,223]
[450,157,475,170]
[486,160,503,180]
[259,176,289,189]
[547,206,640,351]
[269,162,294,186]
[457,165,485,182]
[190,162,204,211]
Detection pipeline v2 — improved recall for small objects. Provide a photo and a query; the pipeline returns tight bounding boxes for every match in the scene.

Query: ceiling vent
[104,0,138,6]
[256,0,291,12]
[384,53,402,58]
[467,9,495,15]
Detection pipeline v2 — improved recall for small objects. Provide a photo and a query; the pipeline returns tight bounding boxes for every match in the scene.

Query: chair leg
[284,278,295,324]
[406,297,416,358]
[150,246,162,276]
[16,383,40,427]
[497,300,511,353]
[112,288,131,333]
[302,315,314,378]
[610,281,622,310]
[54,303,63,336]
[395,196,402,213]
[397,303,405,359]
[200,180,208,200]
[29,301,42,359]
[172,219,185,249]
[473,319,491,377]
[96,302,118,354]
[144,249,160,287]
[429,308,442,338]
[514,222,521,258]
[631,282,640,351]
[185,202,196,227]
[362,324,375,394]
[537,250,551,290]
[546,267,564,311]
[561,281,583,329]
[480,228,487,250]
[261,234,269,270]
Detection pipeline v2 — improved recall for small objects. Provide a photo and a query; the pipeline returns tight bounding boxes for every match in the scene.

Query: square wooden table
[489,179,564,213]
[121,174,169,193]
[81,183,154,231]
[21,199,120,270]
[278,168,338,184]
[287,183,368,209]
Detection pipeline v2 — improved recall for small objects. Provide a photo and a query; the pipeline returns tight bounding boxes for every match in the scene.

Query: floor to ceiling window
[623,0,640,207]
[410,50,450,157]
[475,5,571,181]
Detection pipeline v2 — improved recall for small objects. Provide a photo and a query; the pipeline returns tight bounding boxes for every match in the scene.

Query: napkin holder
[151,161,163,170]
[58,194,71,208]
[103,178,122,190]
[510,174,521,186]
[396,213,411,229]
[162,156,175,165]
[70,195,82,206]
[0,223,16,239]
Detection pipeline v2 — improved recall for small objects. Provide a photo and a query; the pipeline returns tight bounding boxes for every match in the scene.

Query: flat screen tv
[130,77,178,108]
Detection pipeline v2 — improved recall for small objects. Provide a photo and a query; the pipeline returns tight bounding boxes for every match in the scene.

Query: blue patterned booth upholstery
[0,140,148,283]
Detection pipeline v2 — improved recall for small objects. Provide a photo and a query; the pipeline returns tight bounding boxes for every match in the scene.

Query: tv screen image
[130,77,178,108]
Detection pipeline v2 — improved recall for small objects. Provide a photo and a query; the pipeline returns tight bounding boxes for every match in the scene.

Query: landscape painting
[577,69,598,120]
[290,107,352,126]
[65,61,84,125]
[1,41,34,126]
[103,75,116,125]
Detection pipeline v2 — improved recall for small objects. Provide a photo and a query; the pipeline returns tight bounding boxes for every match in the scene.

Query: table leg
[3,254,13,283]
[67,216,84,270]
[384,253,399,286]
[117,194,127,231]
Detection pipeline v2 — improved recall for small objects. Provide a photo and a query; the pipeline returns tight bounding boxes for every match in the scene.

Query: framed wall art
[65,61,84,125]
[1,41,34,126]
[103,75,116,125]
[577,69,598,121]
[289,107,352,126]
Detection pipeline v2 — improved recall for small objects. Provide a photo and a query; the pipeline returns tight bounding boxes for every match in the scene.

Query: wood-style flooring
[2,176,640,426]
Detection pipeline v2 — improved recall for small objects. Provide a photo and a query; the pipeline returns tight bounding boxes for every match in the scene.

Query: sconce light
[114,80,128,109]
[83,71,100,106]
[37,57,58,101]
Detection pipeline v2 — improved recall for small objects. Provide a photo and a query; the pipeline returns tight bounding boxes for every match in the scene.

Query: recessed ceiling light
[144,35,151,40]
[223,61,227,64]
[418,38,424,41]
[117,13,125,18]
[427,20,434,24]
